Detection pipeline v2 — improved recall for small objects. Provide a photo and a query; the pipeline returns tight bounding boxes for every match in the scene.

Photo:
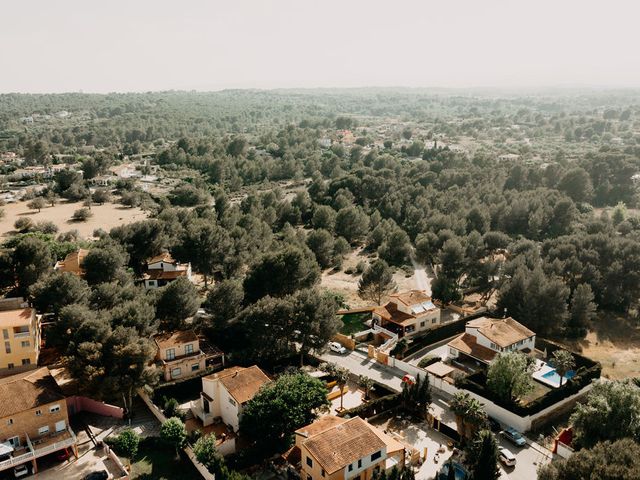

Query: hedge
[338,393,401,419]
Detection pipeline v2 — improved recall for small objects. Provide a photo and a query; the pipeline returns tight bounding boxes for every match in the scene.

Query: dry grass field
[0,200,147,240]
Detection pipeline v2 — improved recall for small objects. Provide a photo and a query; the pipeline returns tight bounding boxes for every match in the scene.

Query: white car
[329,342,347,354]
[499,447,517,467]
[14,464,30,478]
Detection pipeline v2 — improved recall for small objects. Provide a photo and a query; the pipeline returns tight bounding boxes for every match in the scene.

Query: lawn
[128,438,201,480]
[339,313,370,335]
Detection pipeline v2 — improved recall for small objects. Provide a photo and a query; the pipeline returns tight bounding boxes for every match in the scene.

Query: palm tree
[321,362,349,411]
[552,349,576,387]
[358,375,374,400]
[450,392,487,443]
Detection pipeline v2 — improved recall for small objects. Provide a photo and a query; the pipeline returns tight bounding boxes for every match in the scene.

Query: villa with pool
[447,316,575,388]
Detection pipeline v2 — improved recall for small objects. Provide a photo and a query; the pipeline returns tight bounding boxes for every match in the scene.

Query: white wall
[556,441,574,459]
[343,447,387,480]
[219,387,241,432]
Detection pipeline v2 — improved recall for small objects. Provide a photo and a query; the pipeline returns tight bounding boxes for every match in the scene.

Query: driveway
[319,350,405,392]
[496,434,552,480]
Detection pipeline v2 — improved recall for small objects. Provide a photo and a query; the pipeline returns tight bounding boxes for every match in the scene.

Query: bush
[34,221,58,234]
[72,208,92,222]
[418,355,442,368]
[14,217,34,232]
[163,397,185,420]
[112,428,140,458]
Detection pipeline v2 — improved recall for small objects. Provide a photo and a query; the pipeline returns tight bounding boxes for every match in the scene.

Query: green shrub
[418,355,442,368]
[112,428,140,458]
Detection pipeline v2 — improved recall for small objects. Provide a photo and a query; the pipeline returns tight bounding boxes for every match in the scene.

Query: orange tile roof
[0,368,65,418]
[143,269,188,281]
[303,417,387,474]
[466,316,535,348]
[295,415,347,439]
[55,249,89,276]
[389,290,431,306]
[154,330,198,350]
[208,366,270,405]
[374,302,415,326]
[448,333,497,363]
[148,252,177,264]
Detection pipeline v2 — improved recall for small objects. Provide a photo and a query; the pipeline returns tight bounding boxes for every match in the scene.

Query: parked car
[83,471,109,480]
[13,464,30,478]
[487,416,501,432]
[499,447,517,467]
[501,427,527,447]
[56,448,71,461]
[329,342,347,354]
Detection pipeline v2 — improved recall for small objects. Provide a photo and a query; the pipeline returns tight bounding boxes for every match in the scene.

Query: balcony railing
[12,331,31,339]
[0,428,76,472]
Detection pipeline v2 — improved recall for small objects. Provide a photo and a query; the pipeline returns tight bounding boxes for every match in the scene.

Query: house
[141,252,192,289]
[498,153,521,162]
[447,316,536,365]
[153,330,224,382]
[372,290,442,337]
[54,249,88,277]
[0,368,77,473]
[0,301,40,376]
[294,415,405,480]
[191,365,270,432]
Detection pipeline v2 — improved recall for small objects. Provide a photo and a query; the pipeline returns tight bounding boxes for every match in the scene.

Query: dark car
[83,471,109,480]
[487,416,501,432]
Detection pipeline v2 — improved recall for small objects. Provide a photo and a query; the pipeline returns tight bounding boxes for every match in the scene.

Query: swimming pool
[542,369,576,384]
[532,360,576,388]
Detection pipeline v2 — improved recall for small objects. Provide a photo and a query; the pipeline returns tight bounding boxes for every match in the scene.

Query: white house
[191,365,270,432]
[372,290,442,338]
[141,252,192,289]
[447,316,536,365]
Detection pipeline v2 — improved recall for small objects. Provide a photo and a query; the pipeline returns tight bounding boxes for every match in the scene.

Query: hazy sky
[2,0,639,93]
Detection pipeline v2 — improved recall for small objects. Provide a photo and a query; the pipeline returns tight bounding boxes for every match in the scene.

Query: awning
[0,443,14,456]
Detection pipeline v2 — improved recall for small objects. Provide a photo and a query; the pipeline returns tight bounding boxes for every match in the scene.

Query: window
[2,329,8,340]
[490,343,497,350]
[358,459,362,468]
[185,344,194,355]
[306,457,313,467]
[171,368,182,378]
[307,476,312,480]
[432,318,437,323]
[321,469,325,477]
[371,451,382,461]
[38,426,49,436]
[49,405,60,413]
[21,341,30,348]
[166,348,175,360]
[5,341,10,354]
[7,419,13,425]
[348,464,353,472]
[22,358,31,366]
[35,410,42,416]
[228,397,237,407]
[7,363,14,369]
[55,420,66,432]
[449,348,456,355]
[148,280,156,287]
[191,363,200,372]
[7,436,19,448]
[420,321,425,327]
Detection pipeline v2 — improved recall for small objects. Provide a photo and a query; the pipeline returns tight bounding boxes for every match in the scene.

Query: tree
[569,283,597,333]
[335,206,370,244]
[306,229,336,269]
[312,205,337,232]
[203,279,244,327]
[466,430,500,480]
[358,259,396,305]
[558,167,593,203]
[538,439,640,480]
[110,220,169,274]
[450,392,487,443]
[156,277,201,330]
[240,373,329,450]
[13,236,53,294]
[486,352,534,403]
[194,434,251,480]
[243,246,320,303]
[27,197,46,213]
[82,244,128,285]
[72,207,92,222]
[570,380,640,449]
[400,374,431,418]
[113,428,140,459]
[321,362,349,411]
[160,417,187,455]
[552,350,575,387]
[358,375,374,400]
[51,304,96,348]
[30,272,90,315]
[92,188,111,205]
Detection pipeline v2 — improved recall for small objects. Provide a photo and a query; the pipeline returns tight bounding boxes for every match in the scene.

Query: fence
[103,444,130,480]
[67,396,124,419]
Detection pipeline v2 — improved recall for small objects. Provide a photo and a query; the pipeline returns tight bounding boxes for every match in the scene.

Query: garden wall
[67,396,124,419]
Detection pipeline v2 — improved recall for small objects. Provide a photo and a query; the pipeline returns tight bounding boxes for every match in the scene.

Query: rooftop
[154,330,199,350]
[466,316,535,348]
[0,307,34,328]
[303,416,388,474]
[389,290,432,307]
[148,252,177,264]
[0,368,65,418]
[54,249,89,276]
[206,365,270,405]
[448,333,498,364]
[143,269,188,281]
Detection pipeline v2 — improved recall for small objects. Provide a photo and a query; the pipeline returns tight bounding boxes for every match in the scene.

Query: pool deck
[532,359,573,388]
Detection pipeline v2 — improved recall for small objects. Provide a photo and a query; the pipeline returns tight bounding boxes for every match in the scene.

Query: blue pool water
[541,369,576,384]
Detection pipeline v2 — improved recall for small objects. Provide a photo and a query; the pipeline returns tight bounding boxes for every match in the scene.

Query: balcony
[12,331,31,339]
[0,428,76,472]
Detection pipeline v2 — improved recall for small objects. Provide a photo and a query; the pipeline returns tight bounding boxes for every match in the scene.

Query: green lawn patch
[340,313,370,335]
[128,438,201,480]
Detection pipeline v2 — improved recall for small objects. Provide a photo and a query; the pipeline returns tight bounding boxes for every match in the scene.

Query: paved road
[497,434,552,480]
[319,349,405,392]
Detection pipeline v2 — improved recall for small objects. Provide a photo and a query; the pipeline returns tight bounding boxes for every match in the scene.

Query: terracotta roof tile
[154,330,198,350]
[207,366,270,405]
[55,249,89,276]
[0,368,65,418]
[389,290,431,306]
[466,316,534,348]
[448,333,497,363]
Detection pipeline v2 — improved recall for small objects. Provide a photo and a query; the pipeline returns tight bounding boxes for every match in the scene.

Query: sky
[1,0,639,93]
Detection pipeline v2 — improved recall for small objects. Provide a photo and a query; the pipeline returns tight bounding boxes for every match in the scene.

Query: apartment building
[153,330,224,382]
[0,300,40,376]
